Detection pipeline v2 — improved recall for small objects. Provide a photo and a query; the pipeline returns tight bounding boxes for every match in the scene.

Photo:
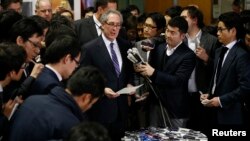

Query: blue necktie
[110,42,120,77]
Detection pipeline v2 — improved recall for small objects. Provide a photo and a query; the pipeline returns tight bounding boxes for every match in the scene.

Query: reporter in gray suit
[181,6,219,131]
[136,16,196,128]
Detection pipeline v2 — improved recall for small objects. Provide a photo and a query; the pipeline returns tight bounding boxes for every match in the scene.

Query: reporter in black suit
[0,42,26,139]
[136,16,196,128]
[74,0,118,47]
[81,9,133,141]
[200,12,250,129]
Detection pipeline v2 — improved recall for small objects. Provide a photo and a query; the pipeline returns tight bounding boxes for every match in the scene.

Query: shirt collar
[93,14,102,28]
[166,41,182,56]
[186,29,202,41]
[224,40,237,50]
[102,34,118,48]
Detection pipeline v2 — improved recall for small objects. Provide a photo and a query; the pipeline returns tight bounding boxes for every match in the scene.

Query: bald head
[35,0,52,22]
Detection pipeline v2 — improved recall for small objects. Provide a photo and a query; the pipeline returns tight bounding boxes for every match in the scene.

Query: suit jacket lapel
[98,38,117,76]
[164,43,184,70]
[217,46,237,84]
[89,17,99,38]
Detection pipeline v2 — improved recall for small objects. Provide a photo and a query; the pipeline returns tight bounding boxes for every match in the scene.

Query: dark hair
[1,0,22,9]
[0,42,26,80]
[0,10,23,42]
[232,0,241,7]
[51,13,73,28]
[67,67,105,98]
[182,6,205,28]
[240,10,250,24]
[45,23,76,47]
[137,12,147,25]
[245,22,250,34]
[168,16,188,34]
[56,9,74,20]
[147,12,166,32]
[219,11,244,40]
[44,35,80,64]
[82,7,95,18]
[165,5,182,18]
[126,4,140,14]
[95,0,117,11]
[30,15,50,31]
[64,122,110,141]
[9,17,43,42]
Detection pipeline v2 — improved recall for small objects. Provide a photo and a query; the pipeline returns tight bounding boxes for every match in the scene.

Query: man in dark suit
[74,0,117,47]
[81,9,133,141]
[27,35,81,96]
[0,42,26,139]
[200,12,250,131]
[136,16,196,128]
[181,6,219,131]
[8,67,105,141]
[3,18,44,100]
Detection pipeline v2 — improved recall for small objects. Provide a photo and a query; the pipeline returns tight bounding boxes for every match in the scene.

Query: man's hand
[202,97,220,107]
[137,63,155,77]
[2,96,23,118]
[196,46,209,63]
[104,87,120,99]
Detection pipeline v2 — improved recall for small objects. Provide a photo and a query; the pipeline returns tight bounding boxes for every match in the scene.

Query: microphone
[127,48,145,65]
[127,48,151,83]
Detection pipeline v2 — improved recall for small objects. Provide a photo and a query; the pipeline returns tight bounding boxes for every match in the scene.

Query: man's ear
[81,94,92,105]
[16,36,24,46]
[63,54,72,64]
[79,94,93,111]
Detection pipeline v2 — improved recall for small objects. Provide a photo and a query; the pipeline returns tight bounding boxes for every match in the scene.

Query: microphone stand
[143,75,172,128]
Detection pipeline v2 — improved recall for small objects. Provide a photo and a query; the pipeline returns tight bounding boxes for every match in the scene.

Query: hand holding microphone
[127,48,145,65]
[127,48,153,82]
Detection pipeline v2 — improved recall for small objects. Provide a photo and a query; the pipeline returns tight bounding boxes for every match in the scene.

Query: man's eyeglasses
[105,22,121,28]
[217,27,228,32]
[28,39,41,48]
[21,63,29,69]
[143,23,157,30]
[73,58,80,67]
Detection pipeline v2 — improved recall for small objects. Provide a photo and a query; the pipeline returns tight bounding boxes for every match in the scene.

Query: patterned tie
[110,42,120,77]
[216,47,228,82]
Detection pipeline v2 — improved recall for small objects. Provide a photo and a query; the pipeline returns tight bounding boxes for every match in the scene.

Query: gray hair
[100,9,123,24]
[35,0,52,9]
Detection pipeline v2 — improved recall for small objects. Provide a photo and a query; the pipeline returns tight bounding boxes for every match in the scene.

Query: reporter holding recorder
[135,16,196,128]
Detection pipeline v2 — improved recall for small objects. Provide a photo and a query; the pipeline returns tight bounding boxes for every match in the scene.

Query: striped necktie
[110,42,120,77]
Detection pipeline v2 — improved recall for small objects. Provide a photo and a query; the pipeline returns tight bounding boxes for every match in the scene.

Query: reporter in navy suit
[200,12,250,129]
[136,16,196,128]
[27,35,81,96]
[81,9,133,141]
[8,67,105,141]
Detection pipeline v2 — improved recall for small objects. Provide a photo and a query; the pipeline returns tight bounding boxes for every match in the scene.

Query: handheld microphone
[127,48,145,64]
[127,48,151,83]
